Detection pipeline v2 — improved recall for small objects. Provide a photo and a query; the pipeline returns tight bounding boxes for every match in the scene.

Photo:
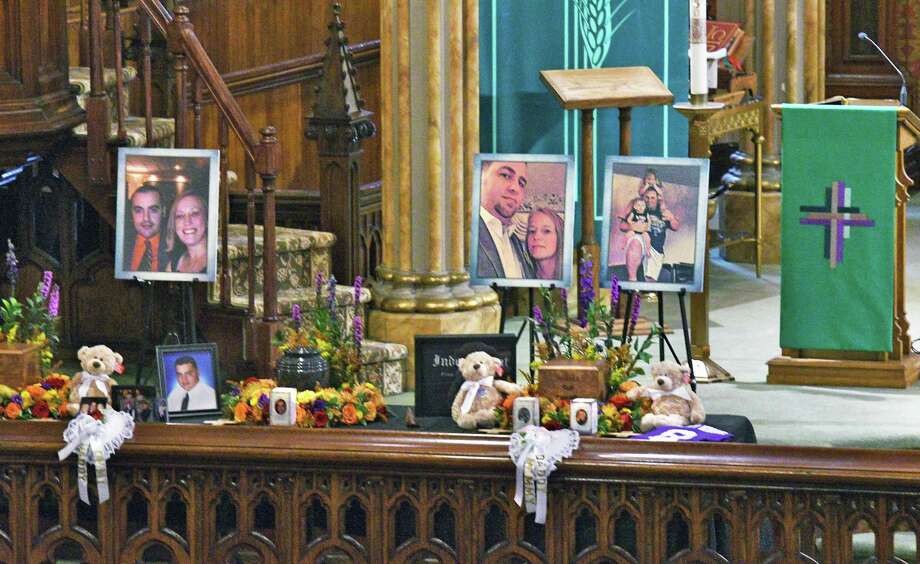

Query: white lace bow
[508,425,580,524]
[58,407,135,504]
[459,376,494,415]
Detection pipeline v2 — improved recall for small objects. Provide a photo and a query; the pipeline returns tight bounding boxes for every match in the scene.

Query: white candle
[689,0,708,96]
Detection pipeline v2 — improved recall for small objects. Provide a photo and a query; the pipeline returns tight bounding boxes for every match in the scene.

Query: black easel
[492,283,538,373]
[651,288,697,392]
[135,279,200,386]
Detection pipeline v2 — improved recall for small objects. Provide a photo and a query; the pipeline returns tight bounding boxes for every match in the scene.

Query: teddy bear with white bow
[626,361,705,432]
[451,351,522,430]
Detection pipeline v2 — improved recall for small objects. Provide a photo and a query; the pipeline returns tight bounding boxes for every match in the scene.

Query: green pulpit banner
[780,104,897,352]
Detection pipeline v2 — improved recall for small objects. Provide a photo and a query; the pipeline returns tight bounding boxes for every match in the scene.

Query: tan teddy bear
[451,351,522,430]
[67,345,123,416]
[626,361,705,432]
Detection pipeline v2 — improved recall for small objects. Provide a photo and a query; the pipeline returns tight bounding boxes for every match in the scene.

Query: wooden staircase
[0,0,406,392]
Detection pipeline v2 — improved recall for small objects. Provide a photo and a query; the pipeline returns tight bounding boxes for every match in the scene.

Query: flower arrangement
[0,373,73,420]
[497,257,659,433]
[0,254,61,370]
[274,274,364,387]
[221,378,387,428]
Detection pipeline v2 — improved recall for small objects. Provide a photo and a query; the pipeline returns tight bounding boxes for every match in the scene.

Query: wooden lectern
[768,99,920,388]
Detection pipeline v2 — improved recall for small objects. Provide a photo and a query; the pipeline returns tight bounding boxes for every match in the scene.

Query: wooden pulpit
[768,100,920,388]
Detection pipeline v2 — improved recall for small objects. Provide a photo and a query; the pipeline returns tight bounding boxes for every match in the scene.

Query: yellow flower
[0,385,15,400]
[601,404,618,420]
[19,391,33,409]
[364,401,377,422]
[7,325,18,342]
[297,390,317,404]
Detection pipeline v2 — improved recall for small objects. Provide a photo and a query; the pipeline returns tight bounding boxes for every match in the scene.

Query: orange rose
[25,385,45,400]
[233,402,250,422]
[4,403,21,419]
[58,403,69,417]
[363,401,377,422]
[342,403,358,425]
[502,394,518,411]
[619,380,640,393]
[296,405,308,425]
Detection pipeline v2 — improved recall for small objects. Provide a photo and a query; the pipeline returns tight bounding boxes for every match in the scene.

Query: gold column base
[374,267,498,313]
[368,302,501,389]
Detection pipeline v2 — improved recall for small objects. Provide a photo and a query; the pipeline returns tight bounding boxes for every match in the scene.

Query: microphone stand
[858,32,909,107]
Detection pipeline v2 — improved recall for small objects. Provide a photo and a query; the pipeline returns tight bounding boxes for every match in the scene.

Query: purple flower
[559,288,568,305]
[48,284,60,317]
[532,306,544,326]
[327,275,337,312]
[230,388,241,397]
[291,304,302,329]
[41,382,52,390]
[629,291,642,331]
[39,271,53,300]
[578,258,595,325]
[5,239,17,292]
[258,393,270,411]
[11,394,22,406]
[353,276,363,310]
[314,272,325,304]
[610,273,620,312]
[353,315,364,349]
[312,398,327,411]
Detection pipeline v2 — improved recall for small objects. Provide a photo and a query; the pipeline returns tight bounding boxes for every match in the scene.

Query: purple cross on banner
[799,181,875,268]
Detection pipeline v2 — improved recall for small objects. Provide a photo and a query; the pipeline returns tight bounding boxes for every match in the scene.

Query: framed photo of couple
[114,147,220,282]
[600,156,710,293]
[470,153,576,288]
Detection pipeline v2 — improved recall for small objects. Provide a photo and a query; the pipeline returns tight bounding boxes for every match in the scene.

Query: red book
[707,21,742,52]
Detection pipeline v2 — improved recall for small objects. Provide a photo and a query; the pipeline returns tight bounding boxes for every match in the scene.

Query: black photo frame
[111,385,158,422]
[414,334,518,418]
[155,343,221,419]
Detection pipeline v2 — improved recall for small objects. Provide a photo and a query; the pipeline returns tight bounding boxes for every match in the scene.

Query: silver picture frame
[470,153,576,288]
[599,155,710,293]
[115,147,221,282]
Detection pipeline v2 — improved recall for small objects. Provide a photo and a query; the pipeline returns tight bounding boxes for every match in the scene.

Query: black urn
[276,346,329,389]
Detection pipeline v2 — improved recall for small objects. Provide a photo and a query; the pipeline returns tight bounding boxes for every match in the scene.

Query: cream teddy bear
[626,361,705,432]
[67,345,123,416]
[451,351,522,430]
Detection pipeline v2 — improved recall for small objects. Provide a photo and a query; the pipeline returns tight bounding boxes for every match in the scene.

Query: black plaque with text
[414,334,518,418]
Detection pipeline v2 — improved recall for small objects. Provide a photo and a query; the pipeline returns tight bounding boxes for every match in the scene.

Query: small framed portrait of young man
[115,148,220,282]
[470,153,576,288]
[600,156,710,293]
[156,343,220,419]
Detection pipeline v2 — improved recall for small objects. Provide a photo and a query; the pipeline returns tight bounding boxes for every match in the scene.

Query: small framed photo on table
[600,156,710,293]
[112,385,157,422]
[470,153,576,288]
[156,343,220,420]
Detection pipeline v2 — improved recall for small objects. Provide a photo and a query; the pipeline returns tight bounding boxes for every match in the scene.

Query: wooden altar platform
[2,421,920,562]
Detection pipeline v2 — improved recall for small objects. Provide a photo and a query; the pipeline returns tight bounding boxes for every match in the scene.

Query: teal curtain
[480,0,690,232]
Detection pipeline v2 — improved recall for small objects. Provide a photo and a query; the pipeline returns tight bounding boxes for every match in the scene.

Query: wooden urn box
[538,359,607,400]
[0,343,41,389]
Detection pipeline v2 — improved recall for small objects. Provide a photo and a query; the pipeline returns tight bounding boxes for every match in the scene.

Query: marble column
[762,0,776,152]
[373,0,499,388]
[785,0,800,104]
[804,0,820,102]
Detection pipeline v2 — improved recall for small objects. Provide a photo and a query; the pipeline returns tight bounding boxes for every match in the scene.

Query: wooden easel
[767,100,920,388]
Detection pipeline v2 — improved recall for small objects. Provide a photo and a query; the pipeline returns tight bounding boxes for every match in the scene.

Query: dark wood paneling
[4,422,920,561]
[826,0,903,101]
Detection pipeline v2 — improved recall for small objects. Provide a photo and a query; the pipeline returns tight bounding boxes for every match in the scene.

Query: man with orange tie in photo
[124,183,168,273]
[166,356,216,412]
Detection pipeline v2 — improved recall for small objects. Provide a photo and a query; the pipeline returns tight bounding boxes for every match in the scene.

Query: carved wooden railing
[85,0,282,373]
[2,420,920,562]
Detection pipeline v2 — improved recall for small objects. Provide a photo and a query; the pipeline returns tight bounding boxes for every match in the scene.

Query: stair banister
[86,0,111,185]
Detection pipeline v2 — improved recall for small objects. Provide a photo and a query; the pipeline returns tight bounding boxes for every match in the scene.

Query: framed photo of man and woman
[115,148,220,282]
[600,156,709,293]
[470,153,576,288]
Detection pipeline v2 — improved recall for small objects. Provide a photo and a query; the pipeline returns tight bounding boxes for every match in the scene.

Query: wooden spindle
[172,7,192,148]
[259,126,280,322]
[111,0,126,143]
[245,158,257,318]
[219,118,230,308]
[140,11,154,146]
[192,75,203,148]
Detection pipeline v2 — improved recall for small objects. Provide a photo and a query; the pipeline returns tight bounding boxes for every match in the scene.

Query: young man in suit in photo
[477,161,534,278]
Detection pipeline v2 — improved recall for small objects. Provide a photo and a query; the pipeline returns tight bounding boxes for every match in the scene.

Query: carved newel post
[306,4,376,284]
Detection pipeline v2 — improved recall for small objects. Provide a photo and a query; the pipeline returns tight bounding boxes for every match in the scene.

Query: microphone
[858,32,909,107]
